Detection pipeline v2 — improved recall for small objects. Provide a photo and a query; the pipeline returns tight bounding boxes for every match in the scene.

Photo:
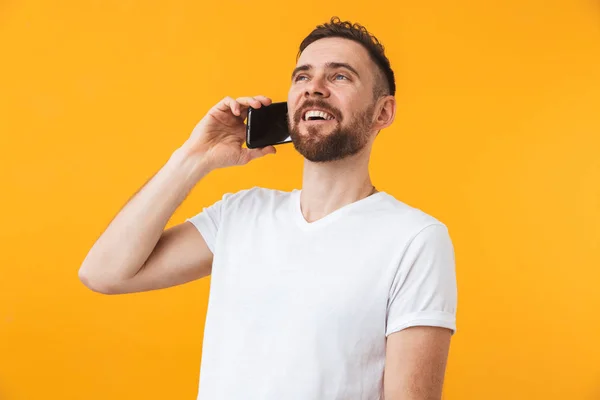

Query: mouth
[302,109,336,122]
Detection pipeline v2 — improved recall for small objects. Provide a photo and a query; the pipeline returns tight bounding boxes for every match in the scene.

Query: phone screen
[246,102,292,149]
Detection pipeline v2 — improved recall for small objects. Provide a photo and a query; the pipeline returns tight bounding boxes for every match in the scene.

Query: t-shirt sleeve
[386,223,458,336]
[185,192,233,254]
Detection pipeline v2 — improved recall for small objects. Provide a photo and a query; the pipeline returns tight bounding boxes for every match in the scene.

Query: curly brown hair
[298,17,396,98]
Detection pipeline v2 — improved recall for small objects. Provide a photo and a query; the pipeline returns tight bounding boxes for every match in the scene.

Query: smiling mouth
[303,109,336,121]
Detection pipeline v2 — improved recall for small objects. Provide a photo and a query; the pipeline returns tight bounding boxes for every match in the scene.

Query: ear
[373,95,397,131]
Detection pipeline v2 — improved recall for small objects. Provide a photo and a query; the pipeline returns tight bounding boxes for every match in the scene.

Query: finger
[229,97,241,116]
[239,96,271,120]
[214,96,240,116]
[240,107,249,121]
[236,96,263,109]
[253,95,272,107]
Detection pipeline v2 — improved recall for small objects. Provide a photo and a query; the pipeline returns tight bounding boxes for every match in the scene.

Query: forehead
[296,37,373,74]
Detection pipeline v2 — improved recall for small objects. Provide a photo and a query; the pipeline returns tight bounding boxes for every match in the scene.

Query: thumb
[244,145,277,162]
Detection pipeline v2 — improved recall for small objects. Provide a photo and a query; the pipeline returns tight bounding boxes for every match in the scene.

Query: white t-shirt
[186,187,457,400]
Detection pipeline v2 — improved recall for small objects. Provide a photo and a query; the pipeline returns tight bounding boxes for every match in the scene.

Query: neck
[299,147,377,223]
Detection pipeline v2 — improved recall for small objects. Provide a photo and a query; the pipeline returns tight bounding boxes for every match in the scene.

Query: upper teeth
[304,110,334,120]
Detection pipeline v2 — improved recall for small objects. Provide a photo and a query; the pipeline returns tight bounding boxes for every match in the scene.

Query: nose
[304,75,330,99]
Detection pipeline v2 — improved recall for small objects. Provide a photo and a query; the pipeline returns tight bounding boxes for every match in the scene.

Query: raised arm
[78,96,276,294]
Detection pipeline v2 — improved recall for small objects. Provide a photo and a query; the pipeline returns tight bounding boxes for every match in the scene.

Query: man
[79,17,457,400]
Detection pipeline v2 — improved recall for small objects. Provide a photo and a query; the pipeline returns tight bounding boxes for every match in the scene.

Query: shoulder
[218,186,293,210]
[372,192,447,233]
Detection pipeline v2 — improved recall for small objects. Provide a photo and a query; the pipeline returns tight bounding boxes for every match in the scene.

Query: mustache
[293,100,342,123]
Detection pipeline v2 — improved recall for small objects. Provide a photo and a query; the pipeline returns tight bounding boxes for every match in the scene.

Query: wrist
[168,145,213,182]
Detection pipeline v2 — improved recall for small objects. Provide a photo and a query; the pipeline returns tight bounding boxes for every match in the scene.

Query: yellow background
[1,0,599,399]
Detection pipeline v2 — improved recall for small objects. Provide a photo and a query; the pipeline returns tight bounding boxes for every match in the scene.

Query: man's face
[287,37,380,162]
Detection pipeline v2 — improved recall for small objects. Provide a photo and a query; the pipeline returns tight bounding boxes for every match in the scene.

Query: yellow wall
[1,1,599,399]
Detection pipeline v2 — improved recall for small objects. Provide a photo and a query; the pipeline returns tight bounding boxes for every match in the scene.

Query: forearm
[79,146,211,285]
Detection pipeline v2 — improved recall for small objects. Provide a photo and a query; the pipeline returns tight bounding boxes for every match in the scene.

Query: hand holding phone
[182,95,277,170]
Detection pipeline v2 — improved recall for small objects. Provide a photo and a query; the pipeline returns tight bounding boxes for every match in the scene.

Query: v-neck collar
[290,189,386,231]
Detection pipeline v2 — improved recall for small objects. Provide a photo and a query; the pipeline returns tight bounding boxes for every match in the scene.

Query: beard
[288,99,375,163]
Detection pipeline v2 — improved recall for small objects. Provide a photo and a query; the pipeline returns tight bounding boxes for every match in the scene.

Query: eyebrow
[291,62,361,80]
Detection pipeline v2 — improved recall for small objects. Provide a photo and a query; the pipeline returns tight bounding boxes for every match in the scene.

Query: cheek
[287,86,302,103]
[287,88,303,121]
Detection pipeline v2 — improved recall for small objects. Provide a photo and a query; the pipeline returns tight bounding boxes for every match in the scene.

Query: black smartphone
[246,101,293,149]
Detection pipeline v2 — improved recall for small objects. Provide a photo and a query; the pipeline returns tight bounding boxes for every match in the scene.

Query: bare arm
[78,95,276,295]
[78,148,213,294]
[384,326,452,400]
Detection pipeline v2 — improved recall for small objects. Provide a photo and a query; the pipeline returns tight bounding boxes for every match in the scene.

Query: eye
[295,75,308,82]
[334,73,349,81]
